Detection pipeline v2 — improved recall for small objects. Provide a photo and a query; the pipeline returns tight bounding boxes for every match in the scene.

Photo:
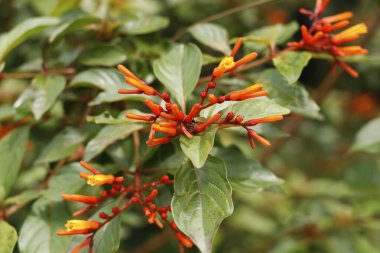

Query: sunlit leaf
[153,44,202,109]
[189,23,231,55]
[273,51,312,84]
[120,16,169,35]
[180,126,218,168]
[0,221,17,253]
[31,75,66,120]
[351,117,380,153]
[0,17,59,62]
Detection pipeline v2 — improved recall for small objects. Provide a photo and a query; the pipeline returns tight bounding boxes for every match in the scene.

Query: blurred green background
[1,0,380,252]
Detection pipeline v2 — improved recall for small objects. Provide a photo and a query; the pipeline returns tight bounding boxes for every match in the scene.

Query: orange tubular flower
[86,174,115,186]
[244,115,284,126]
[288,0,368,78]
[61,194,100,204]
[194,113,221,133]
[152,124,178,136]
[212,37,258,78]
[146,136,173,147]
[125,113,155,122]
[65,220,101,232]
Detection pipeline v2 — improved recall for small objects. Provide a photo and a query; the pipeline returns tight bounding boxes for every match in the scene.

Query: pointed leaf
[31,75,66,120]
[35,127,86,164]
[189,23,230,55]
[0,17,59,62]
[172,157,233,253]
[48,16,101,43]
[0,126,29,201]
[79,44,127,67]
[69,68,147,105]
[351,117,380,153]
[84,123,145,161]
[180,126,218,168]
[18,198,72,253]
[153,44,202,109]
[212,148,283,192]
[120,16,169,35]
[273,51,312,84]
[220,98,290,121]
[257,68,321,119]
[0,221,17,253]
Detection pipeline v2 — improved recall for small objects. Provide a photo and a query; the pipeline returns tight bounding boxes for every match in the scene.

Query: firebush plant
[0,0,378,253]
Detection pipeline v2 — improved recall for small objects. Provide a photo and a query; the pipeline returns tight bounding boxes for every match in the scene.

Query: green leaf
[212,148,283,192]
[4,190,42,206]
[120,16,169,35]
[31,75,66,120]
[43,163,86,201]
[172,157,233,253]
[0,126,29,202]
[153,44,202,109]
[68,199,121,253]
[35,127,86,164]
[257,68,321,119]
[219,98,290,121]
[245,22,299,51]
[351,117,380,153]
[84,123,145,161]
[0,221,17,253]
[0,104,15,121]
[0,17,60,62]
[273,51,312,84]
[189,23,231,55]
[18,198,72,253]
[69,68,147,105]
[79,44,127,67]
[180,126,218,168]
[48,16,101,43]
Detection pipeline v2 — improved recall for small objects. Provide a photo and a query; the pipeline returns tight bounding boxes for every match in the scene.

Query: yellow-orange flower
[83,174,115,186]
[65,220,101,232]
[213,56,235,77]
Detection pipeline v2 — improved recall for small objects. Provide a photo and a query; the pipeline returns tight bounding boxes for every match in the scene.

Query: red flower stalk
[117,37,285,148]
[288,0,368,78]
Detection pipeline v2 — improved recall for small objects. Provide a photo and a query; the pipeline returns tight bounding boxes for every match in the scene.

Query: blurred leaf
[257,68,322,119]
[49,16,101,43]
[180,126,218,168]
[189,23,231,55]
[202,54,223,65]
[351,117,380,153]
[0,221,17,253]
[153,44,202,109]
[0,17,59,62]
[30,0,77,16]
[79,44,127,67]
[4,190,42,206]
[273,51,312,84]
[0,104,15,121]
[86,110,149,124]
[18,198,72,253]
[44,163,85,201]
[0,126,29,202]
[84,123,145,161]
[245,22,299,51]
[31,75,66,120]
[35,127,86,164]
[69,68,146,105]
[220,98,290,121]
[68,199,121,253]
[120,16,169,35]
[212,148,283,192]
[172,157,233,253]
[0,62,4,72]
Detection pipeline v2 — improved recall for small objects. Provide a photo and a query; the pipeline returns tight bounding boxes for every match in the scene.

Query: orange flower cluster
[288,0,368,78]
[57,161,191,253]
[118,38,284,149]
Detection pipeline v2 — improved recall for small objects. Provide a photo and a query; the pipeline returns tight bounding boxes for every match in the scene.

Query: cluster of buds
[288,0,368,77]
[118,37,284,148]
[57,161,190,253]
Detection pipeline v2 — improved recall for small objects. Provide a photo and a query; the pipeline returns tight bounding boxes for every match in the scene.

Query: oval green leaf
[273,51,312,84]
[172,157,233,253]
[153,44,202,110]
[0,221,17,253]
[79,44,127,67]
